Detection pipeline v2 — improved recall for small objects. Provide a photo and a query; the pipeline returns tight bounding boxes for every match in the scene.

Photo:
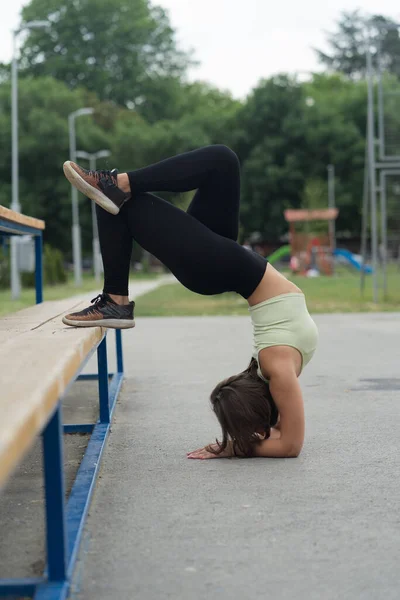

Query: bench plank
[0,307,104,488]
[0,205,45,231]
[0,299,93,345]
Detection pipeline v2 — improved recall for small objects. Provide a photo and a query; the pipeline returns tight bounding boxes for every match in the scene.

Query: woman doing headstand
[62,145,318,460]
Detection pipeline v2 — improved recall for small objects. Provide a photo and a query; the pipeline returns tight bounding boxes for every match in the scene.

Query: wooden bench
[0,302,124,597]
[0,205,45,303]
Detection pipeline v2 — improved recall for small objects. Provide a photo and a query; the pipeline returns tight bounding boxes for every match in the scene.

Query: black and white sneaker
[63,161,130,215]
[62,293,135,329]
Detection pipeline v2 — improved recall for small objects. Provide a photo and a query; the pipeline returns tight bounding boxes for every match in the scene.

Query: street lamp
[327,165,336,273]
[11,20,49,300]
[68,107,94,286]
[75,149,111,282]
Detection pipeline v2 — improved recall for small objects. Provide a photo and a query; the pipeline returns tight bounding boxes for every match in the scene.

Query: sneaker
[62,293,135,329]
[63,162,130,215]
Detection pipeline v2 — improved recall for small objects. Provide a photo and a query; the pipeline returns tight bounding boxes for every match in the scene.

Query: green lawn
[3,266,398,319]
[135,266,400,317]
[0,272,158,317]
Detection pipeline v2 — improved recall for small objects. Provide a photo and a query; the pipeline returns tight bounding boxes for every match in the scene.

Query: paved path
[73,274,175,304]
[71,313,399,600]
[0,310,399,599]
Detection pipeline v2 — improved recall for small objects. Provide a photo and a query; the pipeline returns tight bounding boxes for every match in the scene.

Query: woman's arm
[187,353,305,460]
[254,366,304,458]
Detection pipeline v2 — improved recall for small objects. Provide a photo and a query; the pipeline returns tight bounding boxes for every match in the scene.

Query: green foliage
[43,244,67,285]
[19,0,193,120]
[1,6,400,251]
[315,10,400,78]
[0,243,66,289]
[0,76,111,254]
[234,76,313,238]
[302,178,329,210]
[22,244,67,287]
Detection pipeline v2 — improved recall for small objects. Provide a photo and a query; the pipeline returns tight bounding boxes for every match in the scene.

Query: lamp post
[75,150,111,282]
[68,108,94,286]
[11,20,49,300]
[327,164,336,247]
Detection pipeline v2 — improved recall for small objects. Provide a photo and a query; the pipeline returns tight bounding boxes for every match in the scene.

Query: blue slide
[333,249,373,273]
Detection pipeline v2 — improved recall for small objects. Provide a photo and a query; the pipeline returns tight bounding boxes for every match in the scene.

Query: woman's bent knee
[209,144,240,170]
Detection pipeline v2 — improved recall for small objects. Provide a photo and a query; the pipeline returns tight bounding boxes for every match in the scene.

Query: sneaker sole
[63,161,120,215]
[62,316,135,329]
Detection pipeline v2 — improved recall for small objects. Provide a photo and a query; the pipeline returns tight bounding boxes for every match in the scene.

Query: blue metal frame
[0,210,126,599]
[0,218,124,600]
[0,216,43,305]
[42,406,68,583]
[34,234,43,304]
[0,330,124,599]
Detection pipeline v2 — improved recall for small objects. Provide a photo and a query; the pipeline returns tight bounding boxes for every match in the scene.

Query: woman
[63,145,318,460]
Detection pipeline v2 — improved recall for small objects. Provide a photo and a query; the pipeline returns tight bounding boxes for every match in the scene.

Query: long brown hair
[207,358,278,458]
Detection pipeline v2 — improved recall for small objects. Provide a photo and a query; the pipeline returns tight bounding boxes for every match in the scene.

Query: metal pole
[68,108,94,287]
[10,30,21,299]
[366,44,379,303]
[327,164,336,274]
[10,22,49,300]
[380,171,388,298]
[76,148,107,282]
[360,142,369,295]
[377,40,385,161]
[89,155,102,282]
[68,114,82,286]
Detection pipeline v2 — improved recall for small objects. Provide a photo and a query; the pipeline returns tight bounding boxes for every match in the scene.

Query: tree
[0,76,110,255]
[231,76,309,240]
[315,11,400,78]
[111,83,241,213]
[18,0,193,120]
[301,74,366,235]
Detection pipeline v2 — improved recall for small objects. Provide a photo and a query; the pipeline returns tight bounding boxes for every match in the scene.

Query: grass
[135,265,400,317]
[0,272,158,317]
[3,266,398,319]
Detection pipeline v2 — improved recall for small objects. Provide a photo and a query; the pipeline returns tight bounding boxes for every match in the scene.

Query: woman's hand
[187,442,233,459]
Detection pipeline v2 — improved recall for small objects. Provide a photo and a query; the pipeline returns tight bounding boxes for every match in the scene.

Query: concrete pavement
[73,313,400,600]
[0,311,399,599]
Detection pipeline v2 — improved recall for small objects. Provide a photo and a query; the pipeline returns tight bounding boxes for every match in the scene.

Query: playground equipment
[333,249,373,274]
[267,244,291,264]
[284,208,339,276]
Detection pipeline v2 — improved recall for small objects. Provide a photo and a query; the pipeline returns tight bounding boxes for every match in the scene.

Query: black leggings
[96,145,267,299]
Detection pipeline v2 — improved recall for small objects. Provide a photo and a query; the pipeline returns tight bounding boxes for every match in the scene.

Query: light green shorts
[249,293,319,382]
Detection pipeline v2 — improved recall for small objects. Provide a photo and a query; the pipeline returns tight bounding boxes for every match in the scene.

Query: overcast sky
[1,0,399,98]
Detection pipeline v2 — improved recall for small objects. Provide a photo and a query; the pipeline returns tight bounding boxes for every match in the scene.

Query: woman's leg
[95,205,132,298]
[121,191,266,298]
[96,144,245,298]
[65,144,266,302]
[126,145,241,241]
[62,204,134,327]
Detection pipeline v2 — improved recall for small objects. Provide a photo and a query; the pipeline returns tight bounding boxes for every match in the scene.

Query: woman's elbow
[285,442,303,458]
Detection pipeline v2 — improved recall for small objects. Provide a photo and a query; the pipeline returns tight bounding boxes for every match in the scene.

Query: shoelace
[91,170,116,185]
[90,293,108,308]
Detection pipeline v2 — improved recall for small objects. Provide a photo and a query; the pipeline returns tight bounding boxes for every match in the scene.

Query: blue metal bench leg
[116,329,123,374]
[97,337,110,424]
[42,405,68,583]
[31,405,70,600]
[34,233,43,304]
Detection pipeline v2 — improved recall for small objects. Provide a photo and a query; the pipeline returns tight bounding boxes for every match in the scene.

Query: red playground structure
[284,208,339,276]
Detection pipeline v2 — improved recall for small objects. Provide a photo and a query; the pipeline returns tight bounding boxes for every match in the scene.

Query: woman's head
[208,358,278,457]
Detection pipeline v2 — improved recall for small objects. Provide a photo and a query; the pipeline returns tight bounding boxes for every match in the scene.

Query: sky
[1,0,400,98]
